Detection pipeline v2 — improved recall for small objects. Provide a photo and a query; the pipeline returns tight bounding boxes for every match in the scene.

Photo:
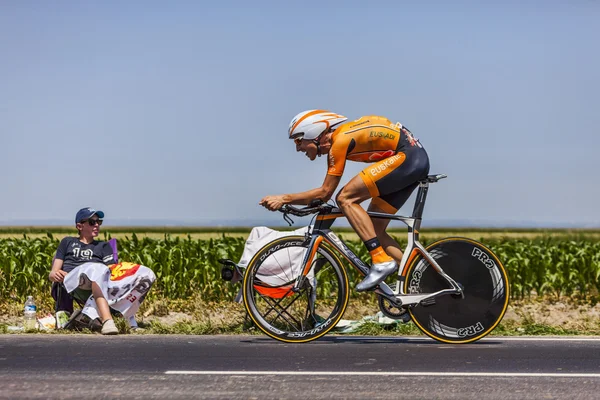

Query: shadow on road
[239,335,505,345]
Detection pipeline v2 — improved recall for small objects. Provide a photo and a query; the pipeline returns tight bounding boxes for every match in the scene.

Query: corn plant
[1,234,599,302]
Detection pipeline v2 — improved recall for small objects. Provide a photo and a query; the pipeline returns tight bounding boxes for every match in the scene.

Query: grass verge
[2,294,600,337]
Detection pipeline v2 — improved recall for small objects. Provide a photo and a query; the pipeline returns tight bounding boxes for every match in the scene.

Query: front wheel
[242,236,350,343]
[404,237,509,343]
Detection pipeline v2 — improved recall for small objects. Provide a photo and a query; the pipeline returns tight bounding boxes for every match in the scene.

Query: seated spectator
[49,207,154,335]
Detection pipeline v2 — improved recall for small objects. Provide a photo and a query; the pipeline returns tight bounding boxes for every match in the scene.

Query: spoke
[257,288,310,332]
[259,250,300,287]
[284,247,293,282]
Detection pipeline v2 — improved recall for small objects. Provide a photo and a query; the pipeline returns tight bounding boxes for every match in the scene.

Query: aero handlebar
[277,201,332,225]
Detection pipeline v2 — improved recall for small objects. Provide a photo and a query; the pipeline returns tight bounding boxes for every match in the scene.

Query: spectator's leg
[127,316,138,328]
[91,282,113,322]
[51,282,74,314]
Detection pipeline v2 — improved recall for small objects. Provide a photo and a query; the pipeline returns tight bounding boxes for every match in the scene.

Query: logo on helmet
[289,110,347,141]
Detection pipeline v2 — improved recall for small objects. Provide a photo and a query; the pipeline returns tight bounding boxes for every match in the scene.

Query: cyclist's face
[296,139,318,160]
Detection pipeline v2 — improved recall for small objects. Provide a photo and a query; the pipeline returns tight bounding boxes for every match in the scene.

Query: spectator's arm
[49,258,67,282]
[49,237,69,282]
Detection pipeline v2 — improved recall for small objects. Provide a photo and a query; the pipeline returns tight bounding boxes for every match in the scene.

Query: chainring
[377,295,411,322]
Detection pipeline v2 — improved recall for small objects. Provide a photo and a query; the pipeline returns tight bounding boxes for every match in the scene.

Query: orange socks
[364,237,393,264]
[370,247,393,264]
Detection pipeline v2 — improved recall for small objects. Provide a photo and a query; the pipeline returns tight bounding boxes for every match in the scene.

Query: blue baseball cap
[75,207,105,224]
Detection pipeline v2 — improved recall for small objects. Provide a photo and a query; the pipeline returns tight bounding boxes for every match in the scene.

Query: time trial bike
[241,174,509,344]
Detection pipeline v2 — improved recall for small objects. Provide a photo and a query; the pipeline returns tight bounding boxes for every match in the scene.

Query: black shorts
[359,147,430,213]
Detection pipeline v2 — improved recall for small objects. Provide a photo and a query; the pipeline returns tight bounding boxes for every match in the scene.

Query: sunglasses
[292,135,304,146]
[83,219,103,226]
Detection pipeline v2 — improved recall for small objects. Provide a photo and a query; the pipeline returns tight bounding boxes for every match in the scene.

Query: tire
[242,236,349,343]
[404,237,509,344]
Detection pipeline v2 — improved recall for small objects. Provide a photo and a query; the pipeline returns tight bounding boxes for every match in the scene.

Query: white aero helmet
[288,110,348,141]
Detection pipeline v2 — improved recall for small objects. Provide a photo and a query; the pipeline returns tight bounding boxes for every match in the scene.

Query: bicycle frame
[294,178,463,308]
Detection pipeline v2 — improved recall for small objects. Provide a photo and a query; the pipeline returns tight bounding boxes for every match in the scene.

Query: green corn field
[1,233,599,303]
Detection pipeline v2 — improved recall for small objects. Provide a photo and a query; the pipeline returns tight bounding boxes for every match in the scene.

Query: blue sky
[1,1,598,227]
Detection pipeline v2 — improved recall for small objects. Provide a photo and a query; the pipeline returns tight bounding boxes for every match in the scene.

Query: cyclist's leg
[365,147,430,216]
[337,151,413,242]
[363,146,429,278]
[338,149,430,291]
[369,184,419,261]
[368,200,403,262]
[338,153,416,291]
[335,176,377,243]
[336,177,398,291]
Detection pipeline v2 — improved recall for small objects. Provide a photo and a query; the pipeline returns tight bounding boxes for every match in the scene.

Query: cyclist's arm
[260,174,342,210]
[282,174,341,205]
[260,137,347,210]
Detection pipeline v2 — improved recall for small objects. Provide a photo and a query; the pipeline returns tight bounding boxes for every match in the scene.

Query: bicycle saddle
[421,174,447,183]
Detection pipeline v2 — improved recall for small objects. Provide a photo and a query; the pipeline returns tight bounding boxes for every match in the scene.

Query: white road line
[486,337,600,342]
[165,371,600,378]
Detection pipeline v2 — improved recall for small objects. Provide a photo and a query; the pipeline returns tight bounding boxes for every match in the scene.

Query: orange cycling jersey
[327,115,421,177]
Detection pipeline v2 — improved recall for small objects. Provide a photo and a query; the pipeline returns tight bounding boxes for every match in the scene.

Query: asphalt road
[2,334,600,399]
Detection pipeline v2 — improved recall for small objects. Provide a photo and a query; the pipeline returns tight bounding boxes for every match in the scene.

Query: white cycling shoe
[355,260,398,292]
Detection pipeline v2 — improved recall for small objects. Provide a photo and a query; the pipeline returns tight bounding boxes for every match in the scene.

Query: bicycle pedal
[420,297,436,307]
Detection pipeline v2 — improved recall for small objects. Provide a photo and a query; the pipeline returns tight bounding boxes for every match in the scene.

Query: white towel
[63,261,156,323]
[233,226,316,302]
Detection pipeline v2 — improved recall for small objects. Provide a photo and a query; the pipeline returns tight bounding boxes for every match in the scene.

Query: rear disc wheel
[404,237,509,343]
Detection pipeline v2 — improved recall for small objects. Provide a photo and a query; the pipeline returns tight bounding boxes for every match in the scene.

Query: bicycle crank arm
[395,289,460,307]
[372,281,398,300]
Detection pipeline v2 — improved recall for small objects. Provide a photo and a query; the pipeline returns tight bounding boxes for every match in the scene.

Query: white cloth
[234,226,312,302]
[237,226,310,269]
[63,261,156,323]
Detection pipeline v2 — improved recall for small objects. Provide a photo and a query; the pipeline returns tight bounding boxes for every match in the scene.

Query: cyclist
[260,110,430,291]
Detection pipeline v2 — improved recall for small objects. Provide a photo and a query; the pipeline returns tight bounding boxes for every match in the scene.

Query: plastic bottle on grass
[24,296,37,330]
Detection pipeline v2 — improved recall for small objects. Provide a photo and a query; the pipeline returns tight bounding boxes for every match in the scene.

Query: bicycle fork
[291,234,322,319]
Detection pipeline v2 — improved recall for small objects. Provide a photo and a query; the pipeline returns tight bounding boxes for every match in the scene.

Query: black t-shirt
[55,237,116,273]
